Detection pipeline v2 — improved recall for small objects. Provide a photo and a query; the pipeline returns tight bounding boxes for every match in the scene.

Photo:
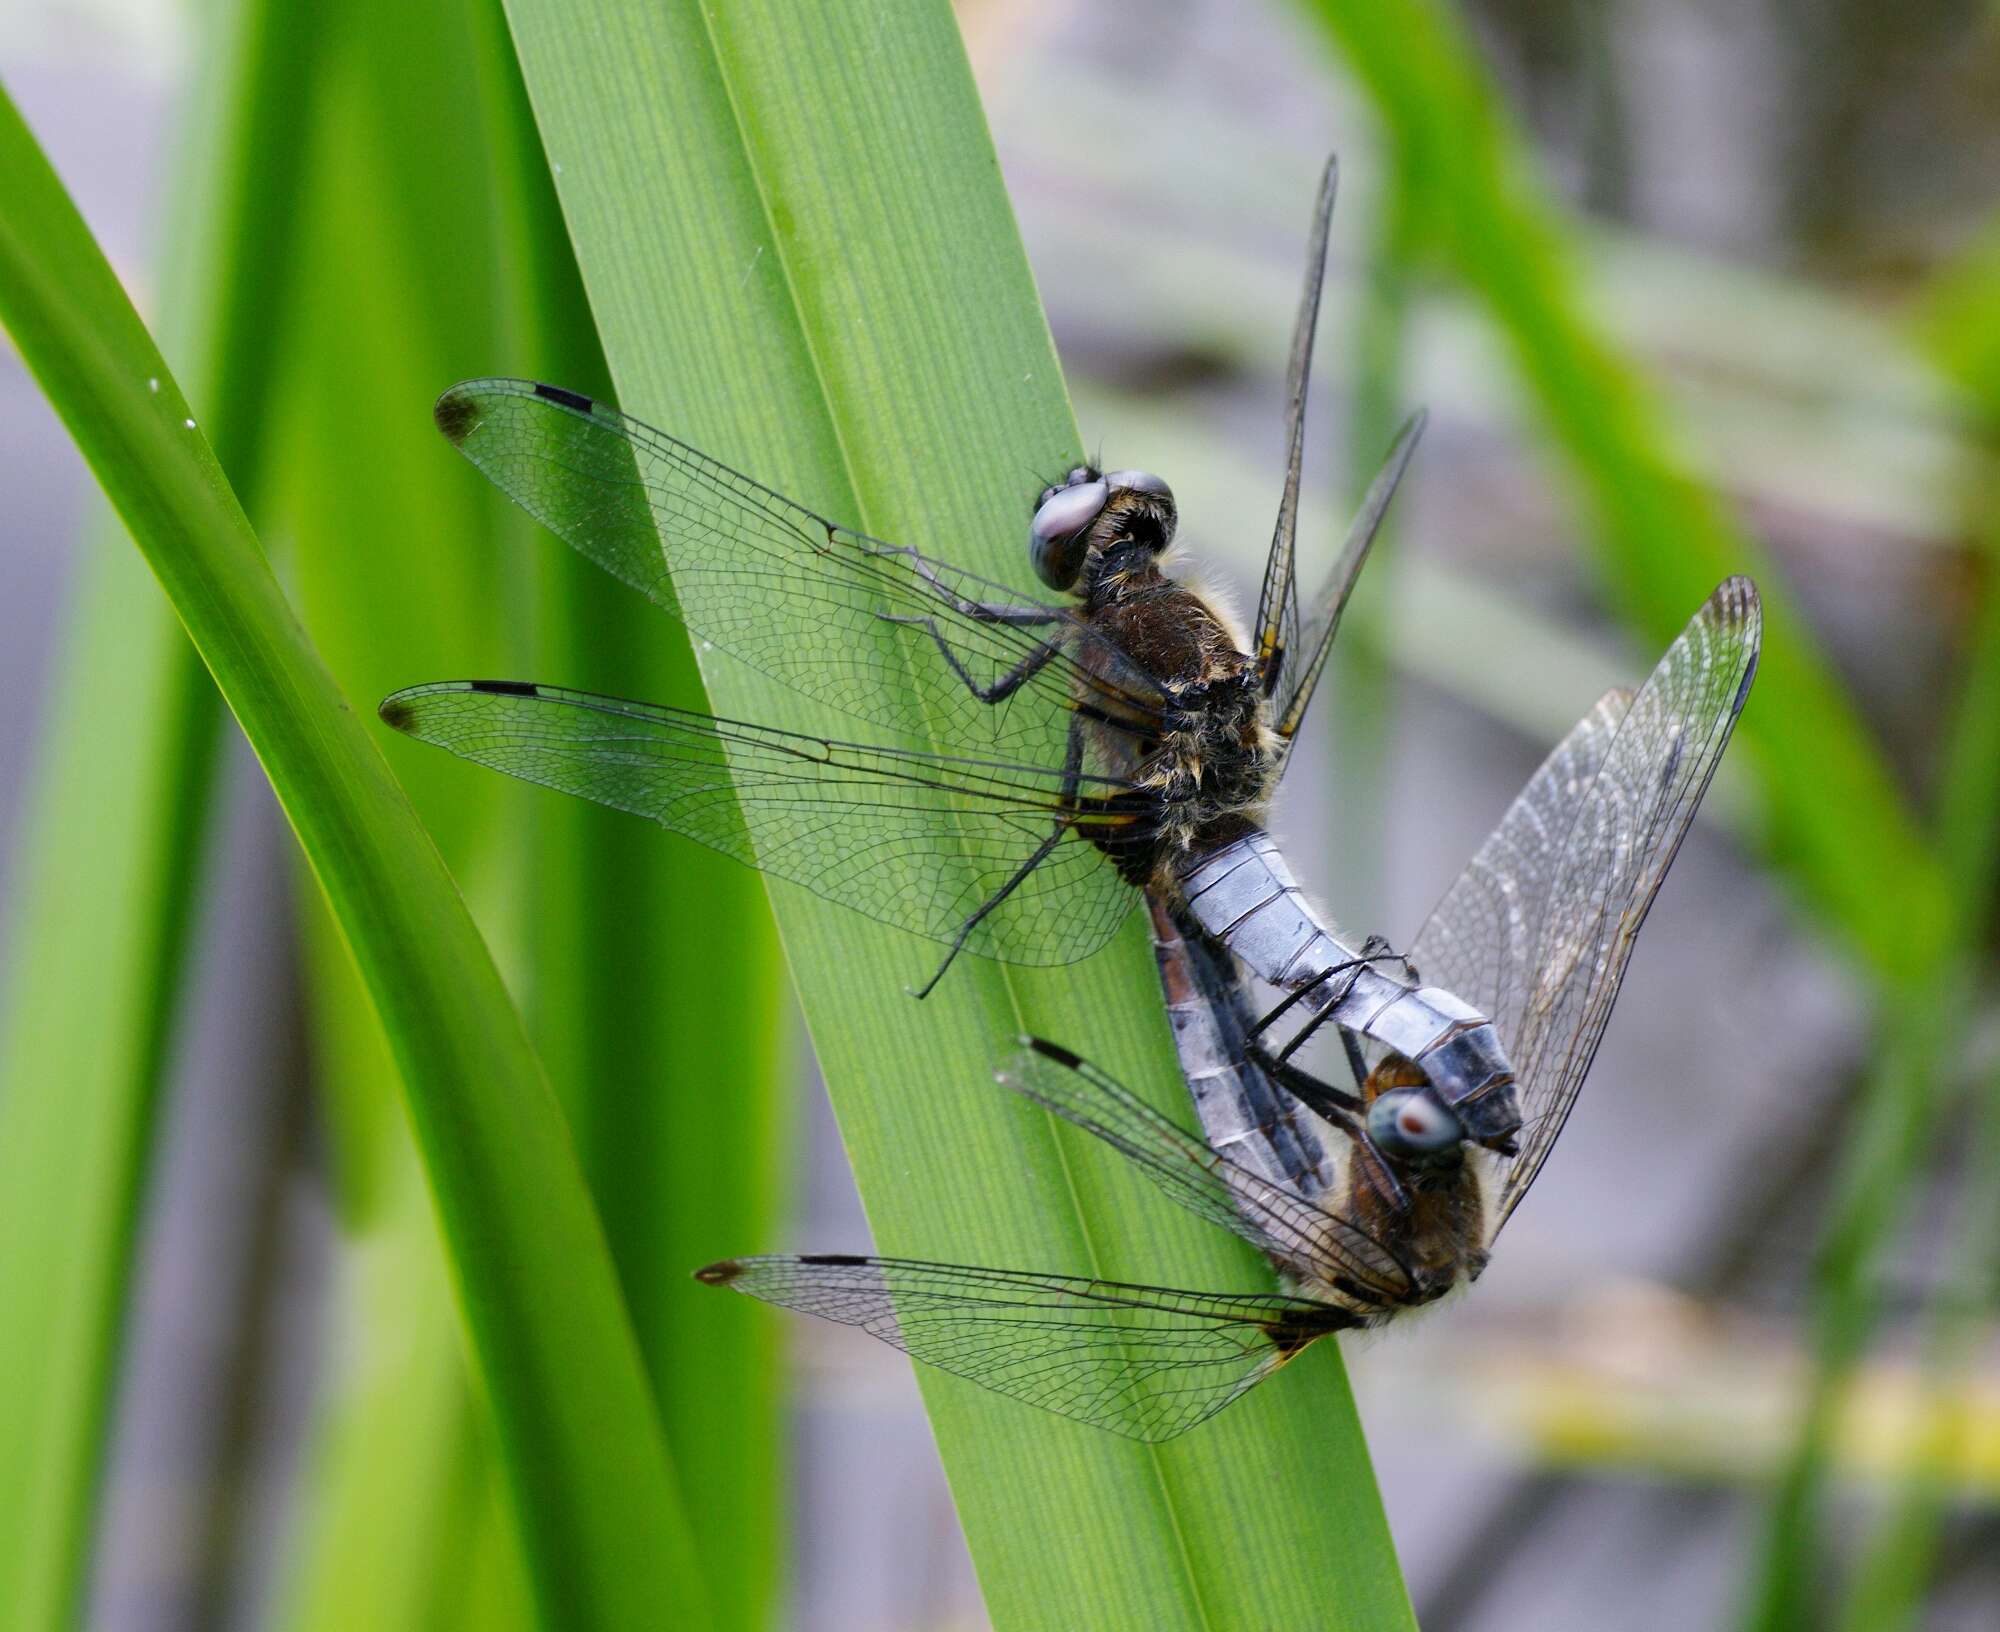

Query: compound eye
[1365,1087,1463,1161]
[1029,478,1108,590]
[1103,469,1172,502]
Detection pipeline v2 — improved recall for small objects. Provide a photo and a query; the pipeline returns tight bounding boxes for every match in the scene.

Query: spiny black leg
[879,613,1066,704]
[1050,712,1087,806]
[910,826,1066,999]
[1269,938,1416,1067]
[1249,938,1419,1061]
[1246,1042,1364,1121]
[909,720,1086,1000]
[901,551,1064,624]
[878,550,1069,703]
[1357,932,1418,986]
[1340,1029,1372,1093]
[1349,1136,1412,1215]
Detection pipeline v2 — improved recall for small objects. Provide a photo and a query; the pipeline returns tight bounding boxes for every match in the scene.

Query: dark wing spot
[433,387,482,444]
[469,679,542,697]
[1024,1037,1084,1071]
[378,696,416,732]
[800,1253,869,1267]
[693,1260,742,1285]
[533,381,595,414]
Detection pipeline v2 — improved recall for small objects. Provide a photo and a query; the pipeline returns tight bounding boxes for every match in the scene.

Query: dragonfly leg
[1339,1030,1372,1093]
[911,825,1066,999]
[910,720,1086,999]
[898,551,1066,625]
[1245,1043,1365,1121]
[1251,940,1418,1065]
[878,613,1066,705]
[1358,931,1419,986]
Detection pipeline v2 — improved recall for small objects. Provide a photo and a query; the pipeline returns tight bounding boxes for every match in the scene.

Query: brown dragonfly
[699,581,1761,1440]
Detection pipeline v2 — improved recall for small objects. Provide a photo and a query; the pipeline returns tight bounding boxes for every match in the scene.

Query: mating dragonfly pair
[383,159,1760,1441]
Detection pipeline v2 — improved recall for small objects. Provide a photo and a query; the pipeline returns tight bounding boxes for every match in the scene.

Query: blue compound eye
[1366,1087,1463,1160]
[1029,479,1109,590]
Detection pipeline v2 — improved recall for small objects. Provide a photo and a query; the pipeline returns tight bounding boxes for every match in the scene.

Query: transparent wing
[999,1040,1413,1310]
[698,1254,1345,1442]
[1270,409,1427,744]
[1494,577,1762,1230]
[380,680,1140,966]
[1254,155,1338,703]
[1408,686,1636,1059]
[434,379,1167,767]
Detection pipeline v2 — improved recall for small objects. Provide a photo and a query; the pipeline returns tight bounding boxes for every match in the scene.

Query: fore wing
[698,1254,1339,1442]
[1408,686,1635,1061]
[434,378,1168,765]
[1254,155,1339,702]
[380,680,1138,967]
[1493,578,1761,1231]
[1270,410,1427,744]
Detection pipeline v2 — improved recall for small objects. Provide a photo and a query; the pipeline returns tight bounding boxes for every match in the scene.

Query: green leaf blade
[502,3,1415,1627]
[0,79,711,1632]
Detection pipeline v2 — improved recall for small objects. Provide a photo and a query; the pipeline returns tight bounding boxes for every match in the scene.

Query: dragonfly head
[1030,466,1177,592]
[1365,1086,1465,1166]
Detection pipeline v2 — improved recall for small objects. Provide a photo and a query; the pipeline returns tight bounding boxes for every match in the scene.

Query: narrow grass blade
[257,0,552,1619]
[1297,0,1950,981]
[267,0,786,1620]
[1750,247,2000,1632]
[500,2,1413,1625]
[0,563,219,1631]
[279,1148,535,1631]
[481,20,791,1624]
[0,0,319,1615]
[1322,169,1421,928]
[0,82,711,1632]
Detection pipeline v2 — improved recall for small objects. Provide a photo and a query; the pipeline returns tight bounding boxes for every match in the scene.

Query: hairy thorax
[1082,569,1281,879]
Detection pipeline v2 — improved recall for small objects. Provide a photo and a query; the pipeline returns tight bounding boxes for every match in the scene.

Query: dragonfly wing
[999,1039,1413,1311]
[433,379,1167,767]
[1493,578,1762,1231]
[1270,409,1427,744]
[1408,686,1636,1059]
[380,681,1139,967]
[1254,155,1338,703]
[698,1254,1343,1442]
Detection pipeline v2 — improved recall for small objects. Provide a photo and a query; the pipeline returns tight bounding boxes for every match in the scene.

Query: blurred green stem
[1297,0,1949,979]
[1324,166,1419,929]
[0,0,317,1616]
[1823,275,2000,1629]
[1744,224,2000,1631]
[0,77,712,1631]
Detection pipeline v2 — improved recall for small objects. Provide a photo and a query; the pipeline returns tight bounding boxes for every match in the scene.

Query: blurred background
[3,0,1998,1628]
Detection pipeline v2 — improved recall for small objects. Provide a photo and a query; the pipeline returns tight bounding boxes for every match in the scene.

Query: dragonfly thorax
[1149,681,1275,841]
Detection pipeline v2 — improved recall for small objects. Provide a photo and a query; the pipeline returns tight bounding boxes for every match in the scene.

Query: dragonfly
[377,158,1522,1144]
[699,580,1762,1441]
